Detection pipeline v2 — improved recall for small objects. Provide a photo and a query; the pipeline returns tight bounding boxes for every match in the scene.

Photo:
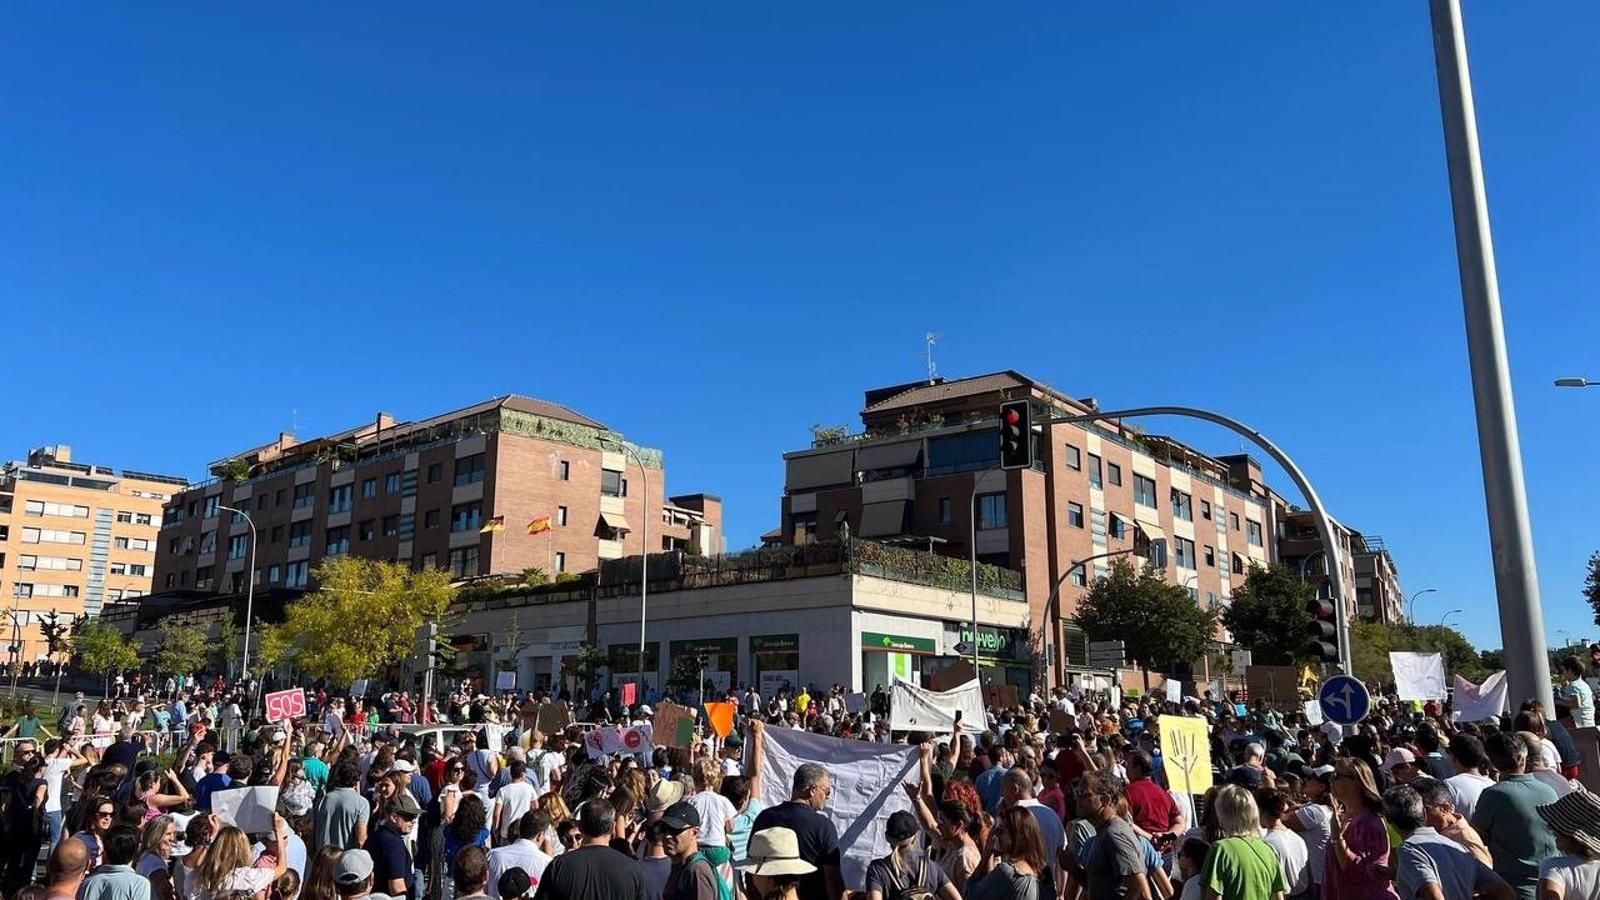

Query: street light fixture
[600,438,649,693]
[1554,378,1595,388]
[216,505,258,686]
[1409,588,1438,623]
[1439,608,1464,628]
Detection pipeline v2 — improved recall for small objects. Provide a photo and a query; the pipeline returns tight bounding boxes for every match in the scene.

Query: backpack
[891,857,936,900]
[686,851,733,900]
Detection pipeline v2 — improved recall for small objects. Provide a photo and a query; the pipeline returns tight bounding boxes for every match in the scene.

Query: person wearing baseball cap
[333,849,383,899]
[365,791,421,899]
[1382,748,1422,785]
[659,801,721,900]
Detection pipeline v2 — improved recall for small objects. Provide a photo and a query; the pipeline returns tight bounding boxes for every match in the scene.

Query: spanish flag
[479,515,506,534]
[527,516,552,535]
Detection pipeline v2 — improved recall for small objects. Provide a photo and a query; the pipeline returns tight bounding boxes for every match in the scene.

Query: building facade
[1278,507,1405,625]
[0,446,185,661]
[777,371,1277,688]
[152,395,721,594]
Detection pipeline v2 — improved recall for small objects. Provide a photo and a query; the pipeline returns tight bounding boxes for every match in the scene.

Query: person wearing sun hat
[1536,787,1600,899]
[735,827,816,900]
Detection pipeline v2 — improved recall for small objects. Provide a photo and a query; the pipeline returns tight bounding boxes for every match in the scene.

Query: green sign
[670,637,738,656]
[751,634,799,653]
[958,626,1006,654]
[861,631,936,654]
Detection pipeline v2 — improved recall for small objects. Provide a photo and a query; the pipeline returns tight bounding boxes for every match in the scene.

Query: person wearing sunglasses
[71,798,119,871]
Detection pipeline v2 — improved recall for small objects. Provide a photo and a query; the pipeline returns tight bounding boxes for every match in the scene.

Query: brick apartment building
[0,445,186,661]
[1278,507,1406,625]
[152,395,721,595]
[778,371,1277,687]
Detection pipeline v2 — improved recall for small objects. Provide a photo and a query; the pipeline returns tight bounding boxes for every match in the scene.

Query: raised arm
[746,719,765,800]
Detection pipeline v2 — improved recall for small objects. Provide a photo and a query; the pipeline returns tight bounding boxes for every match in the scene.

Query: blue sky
[4,3,1597,653]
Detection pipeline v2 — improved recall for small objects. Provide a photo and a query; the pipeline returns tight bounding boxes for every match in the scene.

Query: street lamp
[1554,378,1595,388]
[1439,609,1464,628]
[1042,546,1143,686]
[1409,588,1438,623]
[216,505,258,686]
[969,468,1007,699]
[600,438,649,693]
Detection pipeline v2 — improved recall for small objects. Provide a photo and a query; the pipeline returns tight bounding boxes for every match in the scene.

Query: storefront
[860,631,937,692]
[751,634,800,699]
[606,642,661,696]
[942,622,1034,695]
[669,637,739,694]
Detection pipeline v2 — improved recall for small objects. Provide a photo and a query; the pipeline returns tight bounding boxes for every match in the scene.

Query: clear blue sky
[5,3,1597,654]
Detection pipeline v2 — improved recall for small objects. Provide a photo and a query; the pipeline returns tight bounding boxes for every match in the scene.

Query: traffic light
[1306,596,1340,664]
[998,401,1033,470]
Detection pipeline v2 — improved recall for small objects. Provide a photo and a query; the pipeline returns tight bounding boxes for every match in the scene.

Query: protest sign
[704,701,736,740]
[1303,700,1324,726]
[654,702,696,749]
[1245,665,1301,706]
[1048,709,1073,734]
[495,670,516,692]
[212,787,279,834]
[844,692,868,715]
[1165,680,1182,704]
[1159,715,1213,796]
[889,677,984,732]
[621,682,637,707]
[535,702,571,736]
[982,684,1019,711]
[1391,652,1446,701]
[350,679,368,698]
[1453,671,1508,722]
[264,689,305,724]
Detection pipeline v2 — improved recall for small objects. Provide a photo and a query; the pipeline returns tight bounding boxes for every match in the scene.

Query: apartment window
[267,565,280,584]
[187,500,199,517]
[424,509,440,529]
[230,507,247,525]
[30,583,80,599]
[1064,445,1082,471]
[1232,552,1245,575]
[256,494,268,511]
[24,500,90,518]
[1109,515,1126,540]
[325,526,351,556]
[110,562,127,575]
[1247,519,1263,547]
[1068,502,1085,528]
[382,515,399,537]
[199,531,216,555]
[1171,489,1192,522]
[420,552,437,571]
[451,502,483,533]
[358,519,376,541]
[938,498,952,525]
[1206,592,1218,610]
[289,521,311,548]
[792,513,818,546]
[1087,454,1102,489]
[559,460,570,481]
[196,566,214,590]
[20,555,82,572]
[166,573,176,588]
[276,488,287,506]
[601,469,627,498]
[554,552,566,573]
[427,462,443,484]
[127,563,147,576]
[227,535,249,560]
[12,584,32,599]
[361,478,378,499]
[1107,463,1123,487]
[1200,499,1212,521]
[385,472,402,493]
[23,528,85,546]
[976,493,1008,530]
[270,525,283,544]
[114,537,152,552]
[116,511,133,523]
[286,561,309,588]
[1148,539,1167,569]
[292,484,315,508]
[454,454,485,486]
[203,496,220,518]
[163,507,182,527]
[1230,512,1241,531]
[1133,475,1157,507]
[1204,545,1215,567]
[449,546,479,578]
[557,506,568,527]
[328,484,353,514]
[1070,568,1088,587]
[1174,537,1196,569]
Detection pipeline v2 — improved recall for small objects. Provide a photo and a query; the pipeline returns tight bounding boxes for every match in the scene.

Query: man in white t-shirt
[1446,734,1497,822]
[494,759,537,844]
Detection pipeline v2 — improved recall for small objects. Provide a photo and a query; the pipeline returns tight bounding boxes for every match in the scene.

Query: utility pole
[1429,0,1551,711]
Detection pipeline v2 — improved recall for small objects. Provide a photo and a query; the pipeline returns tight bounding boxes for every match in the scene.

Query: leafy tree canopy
[1071,558,1218,673]
[1221,564,1317,666]
[280,557,454,685]
[155,620,208,677]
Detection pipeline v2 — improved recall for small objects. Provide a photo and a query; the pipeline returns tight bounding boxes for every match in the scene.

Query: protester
[750,763,844,900]
[487,811,553,899]
[81,825,152,900]
[1325,758,1399,900]
[1385,783,1512,900]
[1255,788,1309,900]
[529,799,645,900]
[967,806,1047,900]
[734,828,813,900]
[1474,732,1560,900]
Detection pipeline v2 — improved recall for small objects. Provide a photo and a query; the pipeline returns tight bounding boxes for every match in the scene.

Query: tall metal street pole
[606,439,650,691]
[970,468,1007,709]
[218,505,258,687]
[1428,0,1551,711]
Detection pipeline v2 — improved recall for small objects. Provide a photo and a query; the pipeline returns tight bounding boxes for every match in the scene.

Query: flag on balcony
[527,516,552,535]
[479,516,506,534]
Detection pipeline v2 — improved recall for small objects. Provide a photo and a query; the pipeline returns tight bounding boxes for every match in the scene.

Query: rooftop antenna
[291,408,298,437]
[925,332,938,383]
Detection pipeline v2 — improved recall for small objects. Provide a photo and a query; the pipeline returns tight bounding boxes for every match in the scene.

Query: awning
[1133,519,1166,545]
[855,441,921,472]
[599,512,632,532]
[786,451,857,491]
[858,501,909,538]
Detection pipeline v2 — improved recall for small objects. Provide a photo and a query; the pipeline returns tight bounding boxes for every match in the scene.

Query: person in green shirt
[1200,784,1287,900]
[1471,731,1559,900]
[2,703,50,741]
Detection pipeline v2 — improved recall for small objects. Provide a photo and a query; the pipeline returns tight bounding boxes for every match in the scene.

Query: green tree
[1221,565,1316,665]
[520,567,549,586]
[252,620,291,676]
[1071,558,1219,677]
[38,611,78,706]
[73,622,140,695]
[280,557,455,685]
[1585,551,1600,627]
[155,620,208,677]
[214,618,240,677]
[561,642,608,696]
[1350,620,1485,686]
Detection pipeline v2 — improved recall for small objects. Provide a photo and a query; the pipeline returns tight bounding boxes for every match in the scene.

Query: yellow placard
[1160,715,1213,796]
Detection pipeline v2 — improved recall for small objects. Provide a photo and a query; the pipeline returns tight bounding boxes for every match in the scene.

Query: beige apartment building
[152,395,722,594]
[0,446,186,662]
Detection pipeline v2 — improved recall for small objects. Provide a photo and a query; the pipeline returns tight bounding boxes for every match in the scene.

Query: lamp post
[1042,546,1142,687]
[216,505,257,686]
[1409,588,1439,624]
[1555,378,1597,388]
[969,468,1008,701]
[1439,609,1464,629]
[602,439,650,692]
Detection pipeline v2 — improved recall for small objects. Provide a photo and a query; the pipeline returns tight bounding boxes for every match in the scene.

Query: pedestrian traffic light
[1306,596,1340,664]
[998,401,1032,470]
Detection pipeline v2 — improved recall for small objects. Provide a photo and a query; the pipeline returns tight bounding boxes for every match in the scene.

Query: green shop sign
[861,632,937,654]
[751,634,800,653]
[670,637,738,656]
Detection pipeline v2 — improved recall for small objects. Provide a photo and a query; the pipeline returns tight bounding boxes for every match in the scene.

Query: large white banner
[754,726,918,890]
[1454,671,1510,723]
[889,676,984,732]
[1391,652,1447,700]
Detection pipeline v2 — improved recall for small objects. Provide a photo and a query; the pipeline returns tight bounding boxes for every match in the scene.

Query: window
[977,493,1008,530]
[555,552,566,573]
[286,561,309,588]
[256,494,268,511]
[1147,539,1167,570]
[557,506,568,527]
[289,521,311,548]
[325,526,351,556]
[230,507,247,525]
[449,546,479,578]
[792,513,818,545]
[1109,515,1126,540]
[1206,592,1218,610]
[1247,519,1263,547]
[328,484,353,513]
[26,527,85,545]
[114,537,152,552]
[1204,545,1215,567]
[1200,500,1212,521]
[938,498,952,525]
[1107,463,1123,487]
[127,563,147,576]
[1070,568,1087,587]
[424,509,440,529]
[1068,502,1084,528]
[1231,552,1245,575]
[1133,475,1157,507]
[382,515,399,537]
[267,565,280,584]
[203,496,220,518]
[196,566,215,590]
[926,431,1001,476]
[186,500,199,517]
[166,573,176,588]
[559,461,570,481]
[1174,537,1196,568]
[227,535,249,560]
[427,462,443,484]
[601,469,627,498]
[199,531,216,554]
[270,525,284,544]
[276,488,287,506]
[116,511,133,523]
[293,484,315,508]
[1087,454,1102,489]
[25,583,79,599]
[454,454,485,486]
[1171,489,1192,522]
[24,500,90,518]
[385,472,402,493]
[12,584,31,599]
[451,502,483,533]
[111,561,127,575]
[361,478,377,499]
[163,507,182,527]
[1064,445,1082,471]
[1230,512,1241,531]
[359,519,376,541]
[420,552,438,571]
[20,555,82,572]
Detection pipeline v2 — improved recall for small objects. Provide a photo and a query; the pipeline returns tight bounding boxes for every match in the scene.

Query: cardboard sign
[621,682,637,707]
[1048,709,1073,734]
[495,670,516,692]
[264,689,306,724]
[535,702,571,736]
[212,786,279,834]
[654,702,696,749]
[1245,665,1300,707]
[1159,715,1213,796]
[982,684,1019,711]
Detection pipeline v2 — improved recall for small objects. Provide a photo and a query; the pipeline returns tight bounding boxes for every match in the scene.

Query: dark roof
[406,394,607,432]
[862,371,1032,415]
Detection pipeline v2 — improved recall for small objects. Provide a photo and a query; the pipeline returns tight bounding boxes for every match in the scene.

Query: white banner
[889,677,984,732]
[1303,699,1324,726]
[583,723,654,759]
[1391,652,1447,700]
[760,670,799,701]
[1453,671,1509,723]
[754,726,918,891]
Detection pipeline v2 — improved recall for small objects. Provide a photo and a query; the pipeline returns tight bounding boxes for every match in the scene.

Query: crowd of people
[3,653,1600,900]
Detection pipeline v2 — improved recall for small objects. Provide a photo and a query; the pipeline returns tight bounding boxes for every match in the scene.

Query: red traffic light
[1004,409,1020,425]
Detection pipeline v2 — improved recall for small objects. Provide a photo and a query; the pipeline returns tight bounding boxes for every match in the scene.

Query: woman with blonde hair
[1197,785,1285,900]
[136,815,179,900]
[173,812,218,900]
[1325,758,1398,900]
[196,821,289,900]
